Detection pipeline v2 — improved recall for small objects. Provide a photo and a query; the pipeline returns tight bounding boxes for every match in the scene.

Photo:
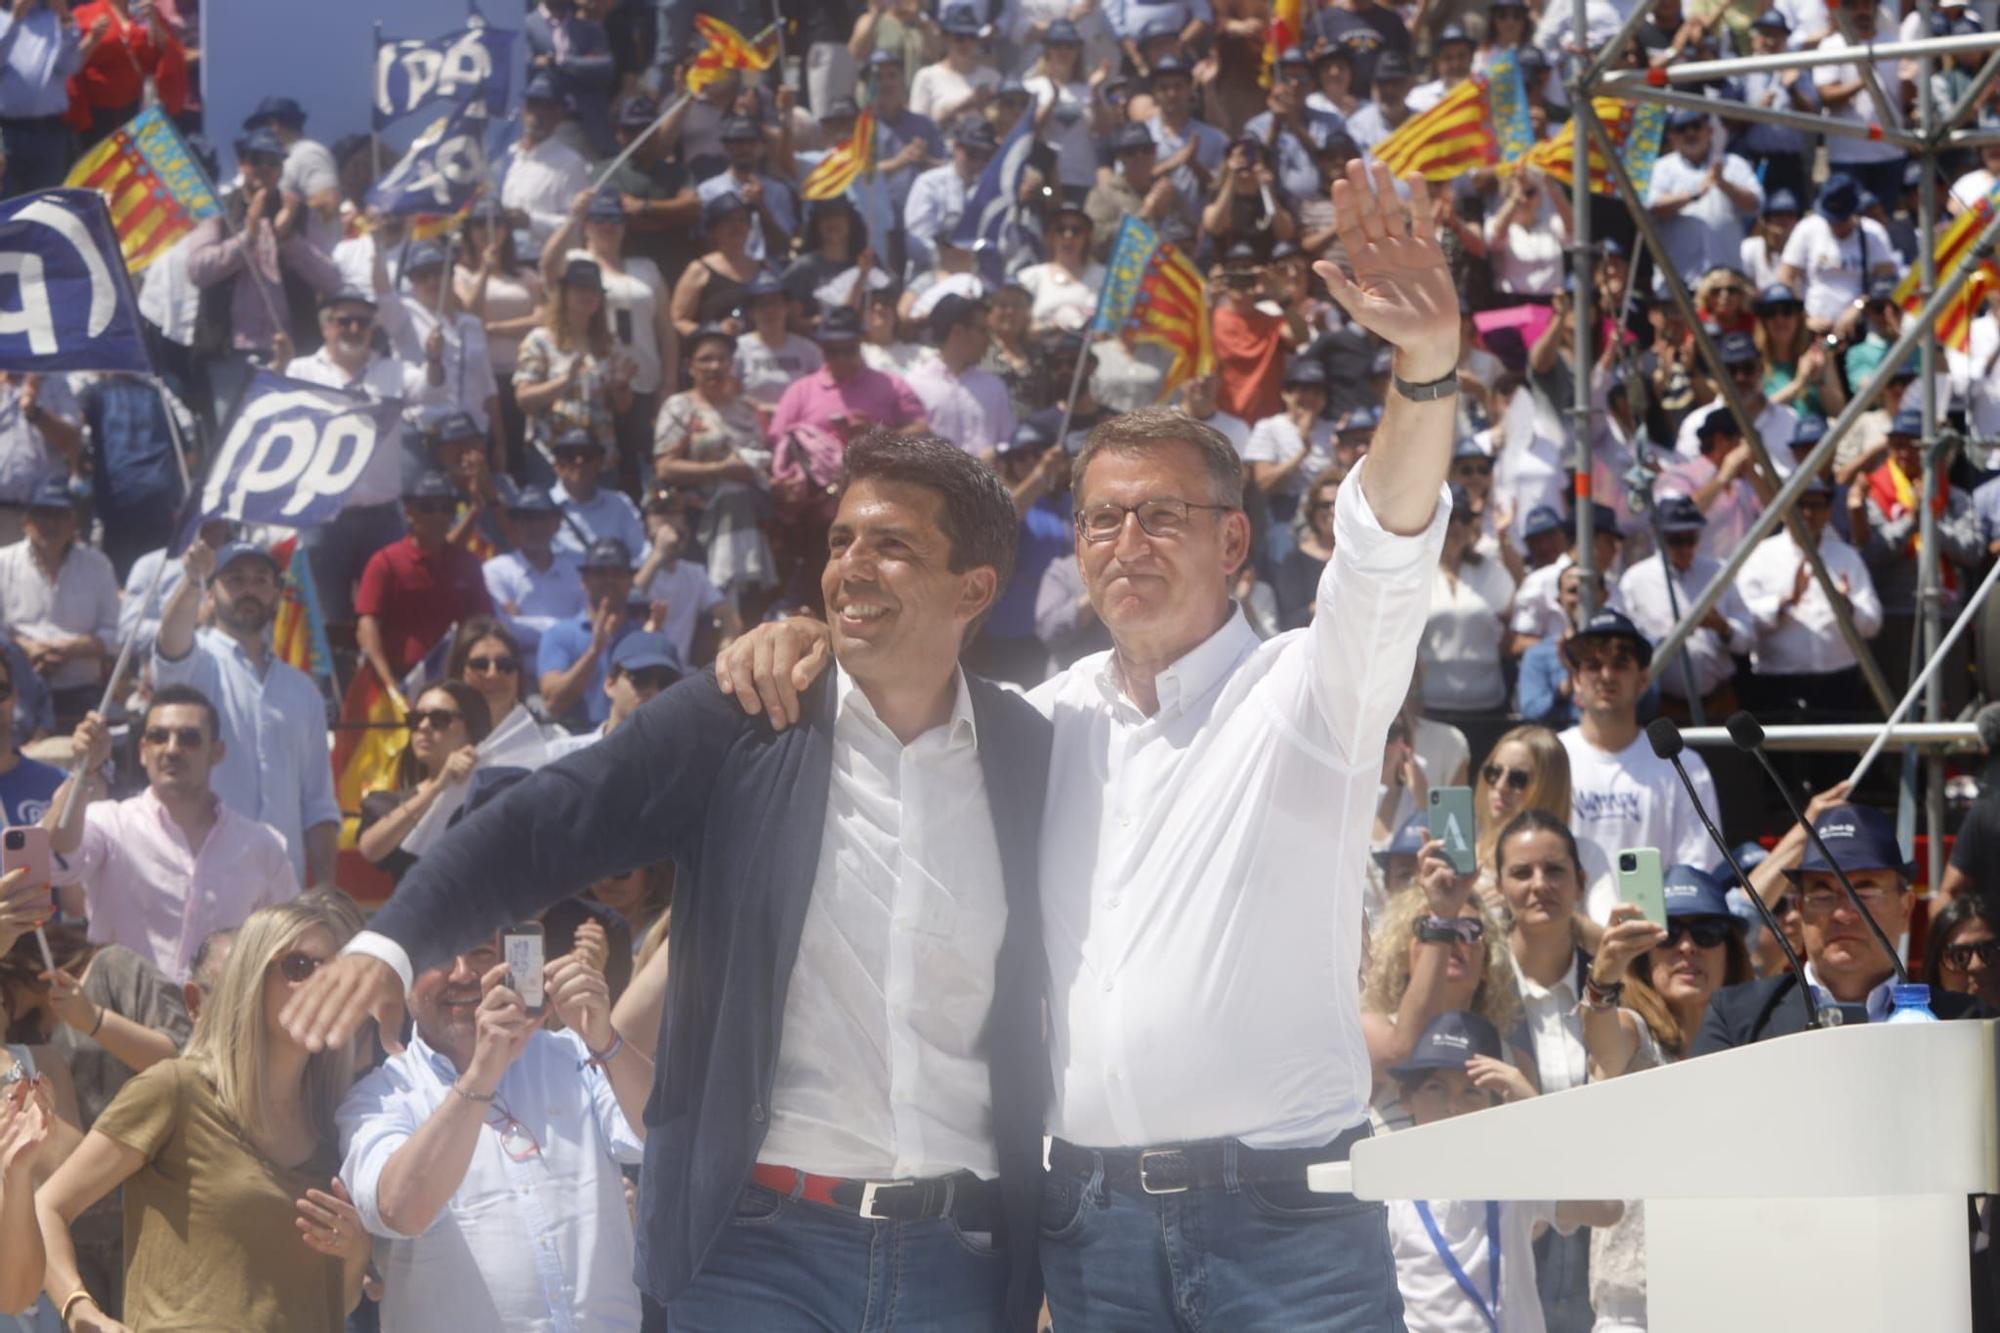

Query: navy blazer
[369,670,1054,1328]
[1693,973,1989,1055]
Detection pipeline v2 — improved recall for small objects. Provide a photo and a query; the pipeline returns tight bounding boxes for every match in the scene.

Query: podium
[1308,1021,1999,1331]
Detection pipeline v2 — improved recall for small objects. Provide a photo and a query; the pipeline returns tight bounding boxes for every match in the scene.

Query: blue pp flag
[374,21,516,130]
[952,111,1037,285]
[0,189,149,374]
[179,370,403,551]
[369,97,491,216]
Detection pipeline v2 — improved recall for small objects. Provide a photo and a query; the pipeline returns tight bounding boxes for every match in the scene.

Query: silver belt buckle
[1138,1148,1189,1195]
[857,1181,891,1220]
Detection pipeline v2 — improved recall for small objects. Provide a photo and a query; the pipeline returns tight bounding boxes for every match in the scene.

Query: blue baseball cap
[1752,8,1790,30]
[1521,504,1566,540]
[240,127,287,161]
[940,3,987,35]
[1282,359,1328,389]
[212,541,278,577]
[1762,189,1800,217]
[1753,282,1802,312]
[1277,45,1312,67]
[609,631,685,677]
[1696,407,1743,442]
[242,95,306,130]
[423,409,482,444]
[1667,106,1708,131]
[1565,606,1654,668]
[1816,173,1860,222]
[560,256,603,289]
[523,70,562,103]
[1000,411,1058,456]
[1436,22,1473,46]
[26,476,76,511]
[1727,841,1770,875]
[1044,17,1082,44]
[744,271,786,301]
[1890,406,1924,437]
[1588,501,1618,534]
[1663,863,1740,922]
[403,240,448,273]
[506,486,559,516]
[579,536,634,570]
[1656,495,1706,533]
[701,191,749,231]
[1372,811,1431,867]
[1717,330,1759,366]
[1793,414,1828,447]
[1793,803,1914,880]
[1337,404,1381,434]
[1388,1010,1504,1078]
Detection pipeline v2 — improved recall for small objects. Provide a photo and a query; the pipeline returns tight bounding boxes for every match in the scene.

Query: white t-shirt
[641,558,729,663]
[1814,33,1905,165]
[1015,260,1105,333]
[1389,1195,1564,1333]
[565,251,668,395]
[734,330,825,413]
[1778,213,1895,326]
[1483,205,1568,298]
[1559,728,1719,923]
[1025,75,1100,189]
[1421,558,1518,712]
[909,62,1000,124]
[1241,414,1338,502]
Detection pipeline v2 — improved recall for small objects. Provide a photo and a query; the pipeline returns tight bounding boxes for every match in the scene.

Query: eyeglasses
[1663,917,1734,949]
[1771,894,1799,917]
[276,951,323,983]
[1452,460,1494,477]
[143,725,205,748]
[1664,532,1700,547]
[466,655,518,675]
[407,708,463,732]
[1798,885,1901,916]
[1482,762,1532,792]
[1079,498,1236,542]
[1052,222,1090,237]
[1941,939,2000,970]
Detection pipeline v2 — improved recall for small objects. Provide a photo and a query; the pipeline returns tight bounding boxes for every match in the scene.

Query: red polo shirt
[354,536,493,675]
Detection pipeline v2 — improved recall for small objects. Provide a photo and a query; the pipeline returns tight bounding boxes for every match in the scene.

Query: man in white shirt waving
[708,158,1460,1329]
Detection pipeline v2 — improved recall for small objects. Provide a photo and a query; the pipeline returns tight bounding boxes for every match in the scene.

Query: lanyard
[1416,1199,1501,1333]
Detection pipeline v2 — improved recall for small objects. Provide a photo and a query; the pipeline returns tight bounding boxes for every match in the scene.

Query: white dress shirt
[902,163,973,274]
[1509,553,1624,644]
[338,1028,644,1333]
[1735,531,1883,675]
[1420,556,1517,712]
[0,539,118,690]
[904,353,1017,456]
[281,349,441,507]
[1616,553,1754,700]
[482,548,587,656]
[758,666,1008,1180]
[502,137,592,250]
[1030,461,1451,1149]
[1814,34,1905,166]
[1560,728,1719,924]
[1510,950,1589,1096]
[1645,150,1763,285]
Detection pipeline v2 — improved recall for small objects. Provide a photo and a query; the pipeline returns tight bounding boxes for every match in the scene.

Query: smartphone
[2,826,51,888]
[615,307,634,345]
[1427,786,1477,876]
[500,923,546,1015]
[1616,848,1667,929]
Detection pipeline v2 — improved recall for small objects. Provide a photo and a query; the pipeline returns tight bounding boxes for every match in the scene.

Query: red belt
[747,1162,1003,1228]
[750,1163,850,1209]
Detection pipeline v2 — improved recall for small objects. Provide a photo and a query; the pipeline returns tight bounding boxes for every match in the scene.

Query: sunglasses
[1429,917,1487,945]
[277,951,323,983]
[1665,532,1701,547]
[554,449,598,464]
[143,725,206,747]
[466,654,518,674]
[407,708,463,731]
[625,667,676,691]
[1941,939,1999,970]
[1663,917,1734,949]
[1052,222,1090,237]
[1308,499,1338,513]
[1771,894,1799,917]
[1452,460,1494,477]
[1482,762,1532,792]
[408,499,455,516]
[328,314,372,330]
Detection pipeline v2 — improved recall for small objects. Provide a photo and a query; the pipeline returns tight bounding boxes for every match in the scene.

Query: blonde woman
[34,897,371,1333]
[513,257,636,485]
[1361,857,1536,1134]
[1471,724,1573,915]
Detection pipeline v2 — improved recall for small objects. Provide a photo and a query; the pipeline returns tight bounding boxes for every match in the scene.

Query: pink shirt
[767,365,926,442]
[54,789,299,982]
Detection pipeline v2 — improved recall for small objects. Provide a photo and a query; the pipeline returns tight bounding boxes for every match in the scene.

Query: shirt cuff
[1329,457,1453,576]
[344,930,414,996]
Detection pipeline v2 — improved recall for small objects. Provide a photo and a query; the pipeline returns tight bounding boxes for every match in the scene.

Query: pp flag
[952,110,1036,285]
[375,21,517,129]
[368,98,490,217]
[184,370,401,546]
[0,189,150,373]
[63,106,221,274]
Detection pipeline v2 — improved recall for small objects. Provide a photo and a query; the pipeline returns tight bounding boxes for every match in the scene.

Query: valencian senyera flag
[803,108,875,201]
[687,16,777,94]
[64,106,220,274]
[1093,217,1213,394]
[1371,76,1502,182]
[1895,186,2000,352]
[268,534,335,691]
[1262,0,1303,85]
[1519,98,1667,197]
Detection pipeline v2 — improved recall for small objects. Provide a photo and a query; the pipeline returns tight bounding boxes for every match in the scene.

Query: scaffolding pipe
[1600,82,1925,150]
[1645,202,2000,672]
[1597,29,2000,84]
[1919,0,1944,897]
[1575,102,1897,712]
[1679,722,1983,753]
[1571,0,1595,618]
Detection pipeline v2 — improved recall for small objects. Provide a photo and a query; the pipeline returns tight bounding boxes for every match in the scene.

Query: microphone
[1725,711,1909,984]
[1645,717,1824,1028]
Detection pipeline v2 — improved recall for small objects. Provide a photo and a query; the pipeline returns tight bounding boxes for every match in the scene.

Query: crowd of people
[0,0,1991,1329]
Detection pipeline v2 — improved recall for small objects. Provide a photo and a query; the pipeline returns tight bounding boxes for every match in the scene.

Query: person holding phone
[1483,164,1570,302]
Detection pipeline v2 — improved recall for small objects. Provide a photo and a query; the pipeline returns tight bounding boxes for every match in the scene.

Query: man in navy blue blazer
[285,433,1054,1331]
[1697,803,1988,1052]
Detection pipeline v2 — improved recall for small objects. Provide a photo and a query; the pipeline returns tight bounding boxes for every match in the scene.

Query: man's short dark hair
[145,683,223,742]
[1071,406,1246,509]
[839,430,1019,620]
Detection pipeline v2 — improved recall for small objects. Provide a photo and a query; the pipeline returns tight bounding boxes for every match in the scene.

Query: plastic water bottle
[1884,983,1940,1024]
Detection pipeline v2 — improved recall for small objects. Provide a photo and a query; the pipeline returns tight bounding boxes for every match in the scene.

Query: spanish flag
[1261,0,1303,87]
[1371,77,1497,182]
[332,670,407,851]
[1093,217,1213,393]
[803,107,875,201]
[65,105,221,273]
[687,16,778,94]
[1894,187,2000,352]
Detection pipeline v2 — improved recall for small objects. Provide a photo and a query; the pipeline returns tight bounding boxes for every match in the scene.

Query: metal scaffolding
[1565,18,2000,891]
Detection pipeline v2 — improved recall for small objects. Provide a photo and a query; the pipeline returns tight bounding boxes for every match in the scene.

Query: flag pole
[589,91,692,193]
[372,21,385,190]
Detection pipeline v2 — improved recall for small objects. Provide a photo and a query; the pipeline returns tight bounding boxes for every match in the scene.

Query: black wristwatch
[1393,369,1460,402]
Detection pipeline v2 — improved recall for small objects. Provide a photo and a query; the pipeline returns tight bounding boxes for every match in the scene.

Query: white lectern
[1309,1021,1999,1331]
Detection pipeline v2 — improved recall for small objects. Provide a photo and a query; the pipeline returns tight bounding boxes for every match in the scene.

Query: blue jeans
[666,1182,1010,1332]
[1040,1143,1407,1333]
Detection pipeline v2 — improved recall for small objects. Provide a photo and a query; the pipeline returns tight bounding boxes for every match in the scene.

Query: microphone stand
[1725,711,1910,984]
[1645,718,1825,1028]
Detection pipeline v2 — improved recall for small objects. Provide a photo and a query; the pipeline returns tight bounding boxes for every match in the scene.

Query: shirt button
[750,1102,766,1123]
[1107,896,1120,909]
[1100,977,1114,992]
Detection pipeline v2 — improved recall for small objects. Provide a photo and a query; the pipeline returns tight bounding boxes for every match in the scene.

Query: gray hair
[1071,406,1245,510]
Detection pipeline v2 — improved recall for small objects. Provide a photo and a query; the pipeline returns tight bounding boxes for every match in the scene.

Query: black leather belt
[1049,1122,1371,1196]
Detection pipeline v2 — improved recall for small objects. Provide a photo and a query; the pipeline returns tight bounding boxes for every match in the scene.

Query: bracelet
[1581,975,1624,1010]
[1392,368,1460,402]
[87,1003,105,1038]
[451,1080,496,1103]
[60,1289,95,1324]
[587,1032,625,1068]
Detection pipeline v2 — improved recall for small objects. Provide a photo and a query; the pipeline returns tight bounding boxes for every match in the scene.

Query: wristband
[1392,368,1460,402]
[87,1003,105,1038]
[60,1289,95,1325]
[586,1031,625,1068]
[451,1080,497,1103]
[1582,975,1624,1010]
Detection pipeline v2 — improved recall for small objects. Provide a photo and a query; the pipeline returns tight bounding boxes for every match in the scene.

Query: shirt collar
[1803,962,1898,1022]
[1512,948,1587,1003]
[834,661,978,748]
[1096,603,1259,720]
